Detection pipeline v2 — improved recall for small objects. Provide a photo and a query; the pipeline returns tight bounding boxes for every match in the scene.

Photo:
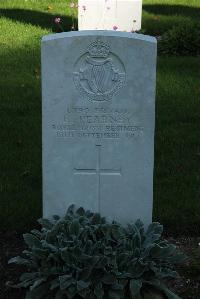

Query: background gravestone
[42,31,157,225]
[78,0,142,31]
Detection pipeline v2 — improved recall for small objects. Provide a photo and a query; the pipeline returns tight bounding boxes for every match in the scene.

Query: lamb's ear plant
[8,205,186,299]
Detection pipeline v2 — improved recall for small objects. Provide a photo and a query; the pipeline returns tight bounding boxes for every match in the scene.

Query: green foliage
[8,205,185,299]
[158,22,200,56]
[0,0,200,234]
[188,248,200,279]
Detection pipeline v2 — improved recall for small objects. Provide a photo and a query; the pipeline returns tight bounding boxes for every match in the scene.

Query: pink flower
[54,17,61,24]
[113,25,118,31]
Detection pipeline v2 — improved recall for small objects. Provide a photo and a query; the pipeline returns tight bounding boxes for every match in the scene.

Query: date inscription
[52,106,143,140]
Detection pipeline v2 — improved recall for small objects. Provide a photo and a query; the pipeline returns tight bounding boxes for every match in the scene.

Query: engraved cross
[74,145,122,211]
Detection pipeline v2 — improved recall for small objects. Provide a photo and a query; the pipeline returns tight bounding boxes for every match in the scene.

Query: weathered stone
[42,31,157,225]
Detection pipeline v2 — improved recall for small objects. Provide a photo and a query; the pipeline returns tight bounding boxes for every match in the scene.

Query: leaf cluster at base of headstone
[8,205,186,299]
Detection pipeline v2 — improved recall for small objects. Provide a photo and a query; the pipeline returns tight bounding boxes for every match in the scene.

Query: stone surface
[78,0,142,32]
[42,31,157,225]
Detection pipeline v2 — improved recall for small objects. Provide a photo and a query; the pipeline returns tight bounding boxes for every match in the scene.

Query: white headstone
[78,0,142,32]
[42,31,157,225]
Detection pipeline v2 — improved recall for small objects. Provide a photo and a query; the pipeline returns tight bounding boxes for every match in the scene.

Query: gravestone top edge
[42,30,157,44]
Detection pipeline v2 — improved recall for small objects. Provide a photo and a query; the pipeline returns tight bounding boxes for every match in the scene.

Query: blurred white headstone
[78,0,142,32]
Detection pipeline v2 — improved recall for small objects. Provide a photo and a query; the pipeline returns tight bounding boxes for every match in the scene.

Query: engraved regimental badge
[73,39,126,102]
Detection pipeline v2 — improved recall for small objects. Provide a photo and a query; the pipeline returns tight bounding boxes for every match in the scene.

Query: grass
[0,0,200,233]
[142,0,200,35]
[154,57,200,234]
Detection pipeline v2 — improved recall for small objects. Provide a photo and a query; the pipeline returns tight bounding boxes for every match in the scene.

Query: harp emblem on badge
[73,39,126,102]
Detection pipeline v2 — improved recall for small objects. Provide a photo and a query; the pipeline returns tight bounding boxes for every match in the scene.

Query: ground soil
[0,232,25,299]
[0,232,199,299]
